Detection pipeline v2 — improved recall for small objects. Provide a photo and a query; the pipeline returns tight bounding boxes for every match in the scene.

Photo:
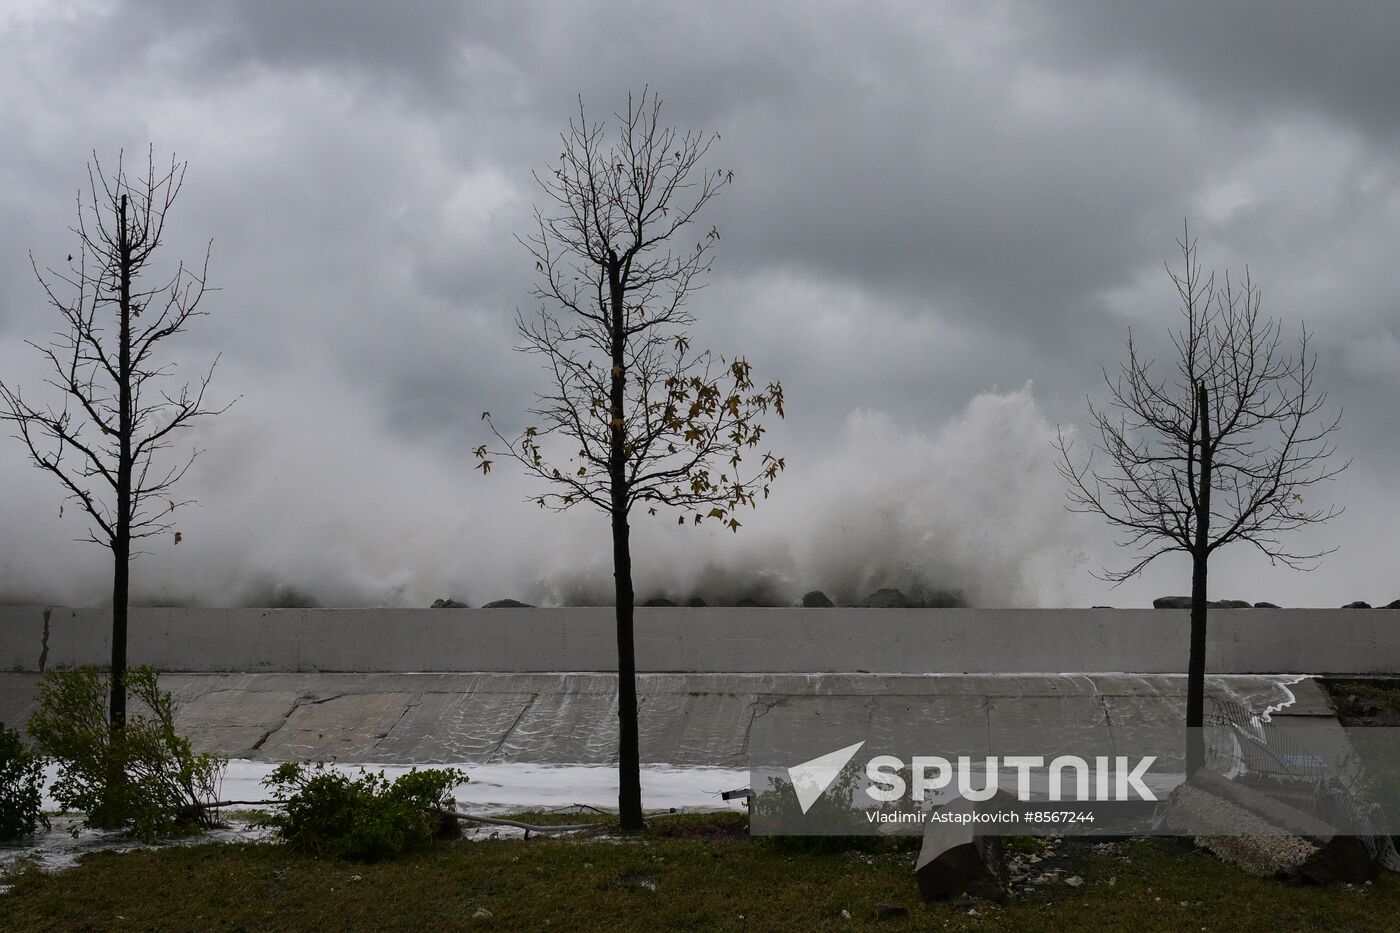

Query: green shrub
[263,763,469,861]
[749,763,920,854]
[0,721,49,840]
[26,666,226,839]
[1003,834,1050,856]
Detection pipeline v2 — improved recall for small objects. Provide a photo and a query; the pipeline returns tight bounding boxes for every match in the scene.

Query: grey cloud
[0,1,1396,609]
[1028,2,1400,144]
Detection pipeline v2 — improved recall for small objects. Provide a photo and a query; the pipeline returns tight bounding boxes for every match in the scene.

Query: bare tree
[478,91,784,829]
[0,149,228,732]
[1056,226,1347,773]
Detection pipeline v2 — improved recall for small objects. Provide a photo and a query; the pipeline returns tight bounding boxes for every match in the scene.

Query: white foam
[4,760,747,882]
[215,759,748,814]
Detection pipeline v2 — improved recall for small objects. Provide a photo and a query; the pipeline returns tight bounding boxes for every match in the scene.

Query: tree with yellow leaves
[479,90,783,830]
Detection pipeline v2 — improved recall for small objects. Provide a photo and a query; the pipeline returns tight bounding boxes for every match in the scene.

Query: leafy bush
[0,721,49,840]
[263,763,469,861]
[26,666,226,839]
[749,762,919,854]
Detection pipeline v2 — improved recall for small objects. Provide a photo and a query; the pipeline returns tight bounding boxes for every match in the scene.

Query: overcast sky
[1,1,1396,609]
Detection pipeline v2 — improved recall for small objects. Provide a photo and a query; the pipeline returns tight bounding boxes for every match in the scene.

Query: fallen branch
[441,809,603,833]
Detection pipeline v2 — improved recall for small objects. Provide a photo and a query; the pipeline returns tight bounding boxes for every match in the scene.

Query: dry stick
[443,807,700,832]
[439,809,603,834]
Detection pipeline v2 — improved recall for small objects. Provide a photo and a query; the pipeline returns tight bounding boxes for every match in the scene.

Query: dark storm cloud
[1,1,1396,608]
[1031,2,1400,144]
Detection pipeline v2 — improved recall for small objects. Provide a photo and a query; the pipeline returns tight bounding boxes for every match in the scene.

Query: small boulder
[642,597,676,607]
[801,590,835,608]
[482,598,533,608]
[685,597,707,607]
[860,588,918,608]
[1342,601,1373,609]
[430,598,469,609]
[1153,596,1250,609]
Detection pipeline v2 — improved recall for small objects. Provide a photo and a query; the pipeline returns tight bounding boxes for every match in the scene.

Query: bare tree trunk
[1186,381,1212,775]
[1186,549,1208,773]
[112,192,133,732]
[110,544,129,728]
[607,256,644,831]
[611,509,643,830]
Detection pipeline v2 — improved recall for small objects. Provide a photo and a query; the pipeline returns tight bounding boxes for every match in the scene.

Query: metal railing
[1204,697,1398,869]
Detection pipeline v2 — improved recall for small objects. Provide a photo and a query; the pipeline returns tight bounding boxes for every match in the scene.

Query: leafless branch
[0,147,232,553]
[1055,224,1348,584]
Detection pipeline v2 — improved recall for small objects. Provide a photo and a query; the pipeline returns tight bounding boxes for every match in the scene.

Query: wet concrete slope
[0,671,1335,766]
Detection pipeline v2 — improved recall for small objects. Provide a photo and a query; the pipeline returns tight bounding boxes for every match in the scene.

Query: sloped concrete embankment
[0,605,1377,765]
[0,670,1336,766]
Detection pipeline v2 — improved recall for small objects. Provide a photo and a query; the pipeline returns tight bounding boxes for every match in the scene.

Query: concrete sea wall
[0,606,1368,766]
[2,605,1397,674]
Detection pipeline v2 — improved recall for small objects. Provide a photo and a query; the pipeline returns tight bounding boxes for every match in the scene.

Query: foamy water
[0,760,748,884]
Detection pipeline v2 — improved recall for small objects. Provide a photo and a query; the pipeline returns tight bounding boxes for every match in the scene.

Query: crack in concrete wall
[379,695,422,743]
[250,696,303,753]
[485,695,537,763]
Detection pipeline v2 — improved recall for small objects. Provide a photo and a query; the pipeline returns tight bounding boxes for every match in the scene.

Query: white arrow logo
[788,741,866,814]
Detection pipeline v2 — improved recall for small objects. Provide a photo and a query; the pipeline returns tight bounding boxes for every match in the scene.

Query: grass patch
[1002,835,1050,857]
[1321,678,1400,725]
[1,816,1397,931]
[1324,679,1400,704]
